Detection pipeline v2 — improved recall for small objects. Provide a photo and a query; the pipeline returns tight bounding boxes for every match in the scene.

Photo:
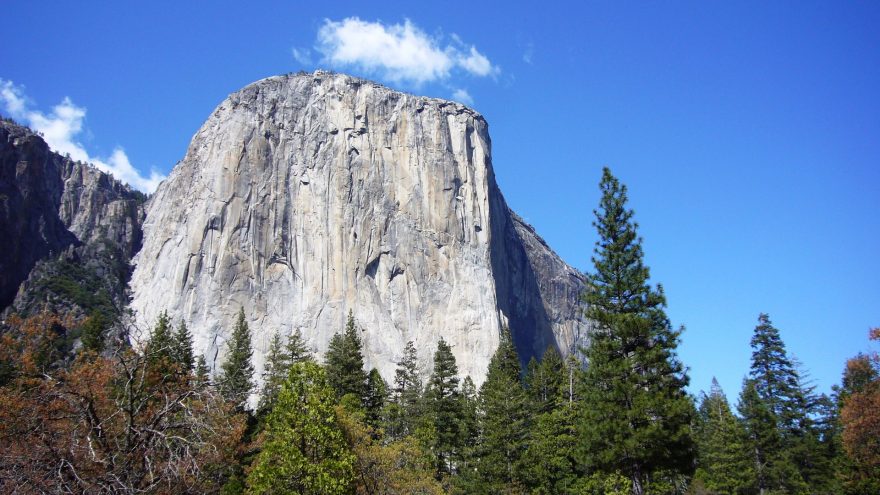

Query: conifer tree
[749,313,803,432]
[364,368,388,431]
[425,338,463,478]
[578,167,695,495]
[386,340,423,440]
[80,310,108,354]
[693,378,752,494]
[738,378,806,494]
[473,327,529,490]
[285,328,312,365]
[460,376,478,446]
[172,320,194,373]
[325,311,368,400]
[218,308,255,411]
[247,362,355,494]
[525,346,566,415]
[258,331,289,414]
[145,311,174,364]
[194,354,211,388]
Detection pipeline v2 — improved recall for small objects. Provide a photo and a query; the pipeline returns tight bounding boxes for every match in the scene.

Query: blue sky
[2,1,878,400]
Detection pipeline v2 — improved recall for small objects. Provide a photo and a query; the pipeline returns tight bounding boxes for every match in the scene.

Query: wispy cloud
[315,17,499,87]
[523,42,535,64]
[0,79,163,193]
[291,47,312,66]
[452,88,474,106]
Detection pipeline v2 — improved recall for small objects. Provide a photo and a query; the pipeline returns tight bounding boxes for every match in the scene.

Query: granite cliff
[0,118,144,320]
[129,71,589,383]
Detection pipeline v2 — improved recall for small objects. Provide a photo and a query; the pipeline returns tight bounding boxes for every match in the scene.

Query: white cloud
[452,88,474,106]
[315,17,498,86]
[523,43,535,64]
[291,47,312,66]
[0,79,163,193]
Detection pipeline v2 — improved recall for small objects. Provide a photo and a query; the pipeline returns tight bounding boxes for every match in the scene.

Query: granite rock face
[130,71,588,383]
[0,119,144,317]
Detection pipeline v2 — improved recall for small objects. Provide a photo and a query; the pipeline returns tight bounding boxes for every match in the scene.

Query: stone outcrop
[0,118,144,318]
[130,71,588,384]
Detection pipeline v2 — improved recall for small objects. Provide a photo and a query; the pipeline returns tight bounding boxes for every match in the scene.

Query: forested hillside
[1,169,876,494]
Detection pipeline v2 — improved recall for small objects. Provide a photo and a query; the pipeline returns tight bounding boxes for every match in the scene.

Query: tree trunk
[631,468,645,495]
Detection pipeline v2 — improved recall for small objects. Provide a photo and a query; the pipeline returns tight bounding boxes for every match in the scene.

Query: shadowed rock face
[130,71,589,384]
[0,119,144,317]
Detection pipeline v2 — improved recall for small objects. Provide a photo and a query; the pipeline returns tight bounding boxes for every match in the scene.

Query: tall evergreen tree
[194,354,211,388]
[172,320,194,373]
[324,311,368,400]
[145,310,174,367]
[247,362,355,494]
[525,346,566,415]
[386,340,424,440]
[738,378,806,495]
[364,368,388,431]
[472,327,530,491]
[258,331,289,414]
[693,378,752,494]
[578,167,695,495]
[80,310,108,354]
[218,308,255,411]
[425,338,463,478]
[749,313,803,432]
[285,328,312,365]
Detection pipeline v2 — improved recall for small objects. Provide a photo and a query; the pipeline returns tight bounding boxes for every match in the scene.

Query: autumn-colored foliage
[0,312,246,494]
[838,328,880,490]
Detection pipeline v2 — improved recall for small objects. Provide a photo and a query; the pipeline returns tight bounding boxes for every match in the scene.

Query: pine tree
[285,328,312,365]
[749,313,802,432]
[473,327,530,490]
[693,378,752,494]
[522,402,581,494]
[80,310,108,354]
[738,378,802,495]
[145,311,176,375]
[218,308,255,411]
[194,354,211,388]
[172,320,194,373]
[386,340,423,440]
[324,311,368,400]
[460,375,478,446]
[525,346,566,415]
[425,337,463,478]
[364,368,388,431]
[258,332,289,414]
[247,362,355,494]
[578,167,695,495]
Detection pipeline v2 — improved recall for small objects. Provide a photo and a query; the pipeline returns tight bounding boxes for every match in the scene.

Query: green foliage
[749,313,803,433]
[172,320,194,372]
[693,378,752,494]
[218,308,254,411]
[525,346,566,415]
[578,167,695,494]
[258,332,288,415]
[471,327,530,490]
[364,368,387,431]
[522,404,581,494]
[145,311,175,369]
[80,310,108,353]
[246,362,355,495]
[285,328,312,365]
[195,354,211,388]
[425,337,463,478]
[386,340,424,440]
[325,311,368,400]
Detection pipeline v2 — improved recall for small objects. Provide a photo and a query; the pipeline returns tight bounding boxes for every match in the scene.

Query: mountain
[0,118,144,321]
[129,71,589,382]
